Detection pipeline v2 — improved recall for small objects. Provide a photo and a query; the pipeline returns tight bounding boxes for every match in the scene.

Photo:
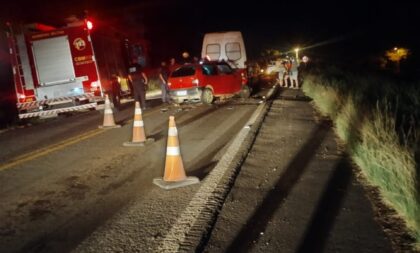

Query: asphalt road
[0,87,398,253]
[0,96,261,253]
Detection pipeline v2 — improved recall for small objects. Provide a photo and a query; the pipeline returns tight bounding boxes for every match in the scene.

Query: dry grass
[302,69,420,250]
[353,107,419,246]
[303,75,340,117]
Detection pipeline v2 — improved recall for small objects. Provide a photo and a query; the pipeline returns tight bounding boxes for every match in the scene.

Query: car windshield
[171,66,196,77]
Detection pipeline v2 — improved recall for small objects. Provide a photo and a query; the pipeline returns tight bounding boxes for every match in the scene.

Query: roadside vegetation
[302,67,420,250]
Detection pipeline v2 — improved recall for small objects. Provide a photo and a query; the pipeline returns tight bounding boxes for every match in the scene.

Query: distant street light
[386,47,409,74]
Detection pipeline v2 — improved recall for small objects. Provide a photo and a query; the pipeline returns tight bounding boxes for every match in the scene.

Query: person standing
[181,51,191,64]
[281,59,292,88]
[158,61,170,104]
[297,56,311,85]
[129,64,148,110]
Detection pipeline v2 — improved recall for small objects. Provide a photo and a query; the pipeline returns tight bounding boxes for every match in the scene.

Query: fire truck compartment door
[32,35,76,86]
[36,80,84,100]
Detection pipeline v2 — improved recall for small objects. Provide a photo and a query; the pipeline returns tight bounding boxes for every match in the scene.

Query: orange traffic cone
[153,116,199,190]
[123,101,154,147]
[99,94,121,129]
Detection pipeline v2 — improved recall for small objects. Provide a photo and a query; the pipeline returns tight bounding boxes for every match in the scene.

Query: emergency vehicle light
[91,81,100,88]
[86,20,93,30]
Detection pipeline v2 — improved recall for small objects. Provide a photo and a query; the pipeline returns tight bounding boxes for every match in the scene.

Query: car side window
[171,66,196,77]
[202,65,217,75]
[216,64,233,75]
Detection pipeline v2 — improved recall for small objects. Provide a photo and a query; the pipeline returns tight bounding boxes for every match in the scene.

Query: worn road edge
[156,85,278,252]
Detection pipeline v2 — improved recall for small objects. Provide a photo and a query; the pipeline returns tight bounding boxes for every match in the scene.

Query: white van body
[201,31,247,69]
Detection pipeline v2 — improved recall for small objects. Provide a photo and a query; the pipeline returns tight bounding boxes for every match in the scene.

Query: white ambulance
[201,31,247,69]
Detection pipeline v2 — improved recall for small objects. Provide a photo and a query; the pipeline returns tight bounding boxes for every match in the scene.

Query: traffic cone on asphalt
[153,116,199,190]
[99,94,121,129]
[123,101,154,147]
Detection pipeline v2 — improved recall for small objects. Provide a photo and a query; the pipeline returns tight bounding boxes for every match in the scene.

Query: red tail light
[241,71,247,85]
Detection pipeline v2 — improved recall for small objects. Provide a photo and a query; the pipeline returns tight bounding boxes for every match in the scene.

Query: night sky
[1,0,419,65]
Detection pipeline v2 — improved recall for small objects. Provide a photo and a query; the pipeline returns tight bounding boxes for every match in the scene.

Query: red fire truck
[5,18,149,119]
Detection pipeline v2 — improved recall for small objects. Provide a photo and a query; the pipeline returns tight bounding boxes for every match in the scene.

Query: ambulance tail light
[240,71,247,85]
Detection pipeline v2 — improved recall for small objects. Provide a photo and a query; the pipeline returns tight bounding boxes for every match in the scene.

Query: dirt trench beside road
[203,89,394,253]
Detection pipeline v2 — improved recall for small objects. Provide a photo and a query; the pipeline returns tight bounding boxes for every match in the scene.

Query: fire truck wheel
[201,88,214,104]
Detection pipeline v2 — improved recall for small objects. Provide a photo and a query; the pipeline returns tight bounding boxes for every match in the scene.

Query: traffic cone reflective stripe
[166,146,180,156]
[99,94,121,129]
[153,116,199,189]
[168,126,178,136]
[133,120,144,127]
[123,101,154,147]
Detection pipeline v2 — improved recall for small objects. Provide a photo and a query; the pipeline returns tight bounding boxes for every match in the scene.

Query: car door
[215,63,239,94]
[201,64,219,91]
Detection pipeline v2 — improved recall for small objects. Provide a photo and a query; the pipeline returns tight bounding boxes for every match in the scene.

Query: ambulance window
[206,44,220,60]
[226,42,241,61]
[171,66,196,77]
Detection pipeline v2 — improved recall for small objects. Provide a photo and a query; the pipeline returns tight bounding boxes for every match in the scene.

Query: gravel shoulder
[203,88,394,253]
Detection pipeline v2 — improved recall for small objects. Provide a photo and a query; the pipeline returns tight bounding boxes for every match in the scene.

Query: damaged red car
[167,61,250,104]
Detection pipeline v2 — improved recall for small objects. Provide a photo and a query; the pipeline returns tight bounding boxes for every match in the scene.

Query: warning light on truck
[86,20,93,30]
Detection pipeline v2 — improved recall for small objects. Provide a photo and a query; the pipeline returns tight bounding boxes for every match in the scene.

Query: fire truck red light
[86,21,93,30]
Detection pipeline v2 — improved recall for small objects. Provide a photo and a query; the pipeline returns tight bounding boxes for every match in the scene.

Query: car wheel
[201,88,214,104]
[239,85,251,98]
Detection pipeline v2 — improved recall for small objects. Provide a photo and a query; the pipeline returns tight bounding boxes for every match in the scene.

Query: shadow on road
[190,160,219,180]
[225,121,331,253]
[147,131,165,143]
[296,157,352,253]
